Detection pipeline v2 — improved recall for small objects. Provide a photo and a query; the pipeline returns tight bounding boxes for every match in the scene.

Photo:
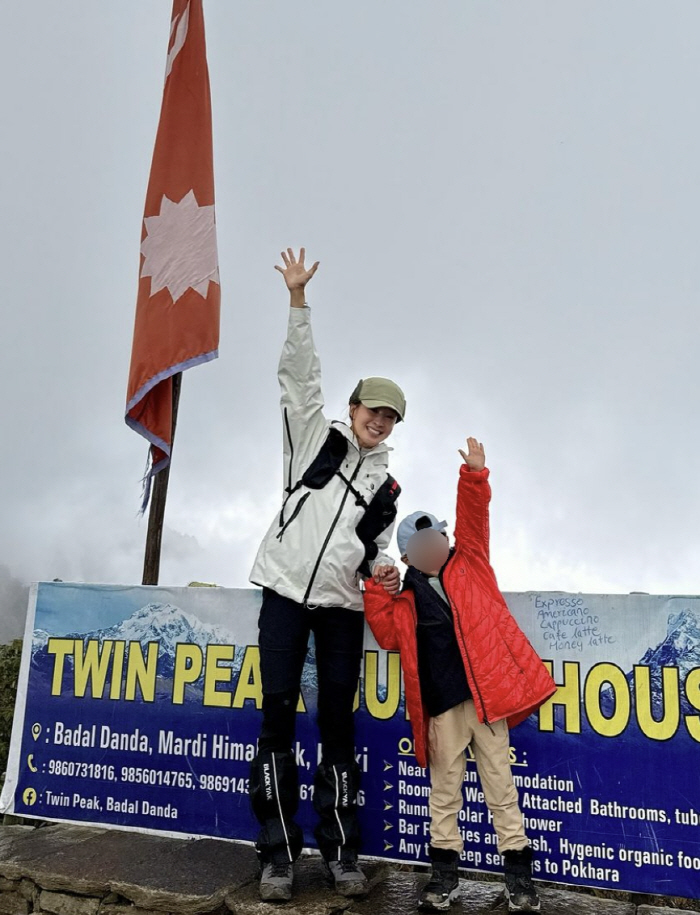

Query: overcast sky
[1,2,698,640]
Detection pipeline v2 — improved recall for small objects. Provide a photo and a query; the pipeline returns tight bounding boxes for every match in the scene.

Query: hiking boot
[259,860,294,901]
[503,846,540,912]
[325,854,369,897]
[418,847,460,911]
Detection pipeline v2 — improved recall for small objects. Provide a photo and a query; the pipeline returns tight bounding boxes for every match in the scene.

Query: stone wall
[0,878,180,915]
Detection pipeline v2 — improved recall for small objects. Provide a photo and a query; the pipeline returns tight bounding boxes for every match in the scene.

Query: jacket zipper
[302,454,365,606]
[280,408,295,525]
[276,492,310,541]
[439,566,492,729]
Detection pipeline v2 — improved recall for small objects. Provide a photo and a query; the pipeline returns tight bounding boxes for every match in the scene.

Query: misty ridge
[0,565,29,644]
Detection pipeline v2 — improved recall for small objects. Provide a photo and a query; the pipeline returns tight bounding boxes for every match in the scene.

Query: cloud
[1,1,699,610]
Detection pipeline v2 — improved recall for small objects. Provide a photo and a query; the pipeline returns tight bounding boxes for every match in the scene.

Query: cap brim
[360,398,404,421]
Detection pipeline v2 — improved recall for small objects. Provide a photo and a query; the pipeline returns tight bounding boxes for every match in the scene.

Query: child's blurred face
[404,528,450,576]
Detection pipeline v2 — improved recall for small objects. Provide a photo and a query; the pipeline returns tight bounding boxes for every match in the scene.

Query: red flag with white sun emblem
[126,0,220,508]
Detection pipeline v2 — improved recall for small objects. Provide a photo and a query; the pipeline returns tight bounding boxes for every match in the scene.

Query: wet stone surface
[346,871,641,914]
[350,871,503,914]
[0,826,257,914]
[226,863,643,915]
[225,856,390,915]
[637,908,700,915]
[0,827,699,915]
[530,885,636,915]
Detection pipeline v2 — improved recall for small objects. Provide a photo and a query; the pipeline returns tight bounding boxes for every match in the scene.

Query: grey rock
[350,872,501,914]
[1,816,35,828]
[0,826,690,915]
[225,856,394,915]
[0,826,105,881]
[0,891,30,915]
[19,878,36,900]
[350,871,638,915]
[106,835,256,913]
[0,827,257,914]
[638,907,700,915]
[100,906,177,915]
[38,890,101,915]
[0,877,20,892]
[0,828,34,869]
[527,884,635,915]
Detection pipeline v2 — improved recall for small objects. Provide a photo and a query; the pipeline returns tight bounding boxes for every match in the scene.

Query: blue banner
[2,582,699,897]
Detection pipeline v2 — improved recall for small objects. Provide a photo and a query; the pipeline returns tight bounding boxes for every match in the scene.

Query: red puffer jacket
[364,464,557,768]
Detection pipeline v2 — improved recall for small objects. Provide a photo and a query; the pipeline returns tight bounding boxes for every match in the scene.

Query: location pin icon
[31,724,42,741]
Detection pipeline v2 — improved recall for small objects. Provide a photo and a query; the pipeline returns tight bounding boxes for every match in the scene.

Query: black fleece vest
[403,565,471,718]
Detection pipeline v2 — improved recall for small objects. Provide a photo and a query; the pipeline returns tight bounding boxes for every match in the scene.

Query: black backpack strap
[279,428,400,569]
[356,475,401,577]
[280,428,348,525]
[336,470,369,509]
[301,427,348,488]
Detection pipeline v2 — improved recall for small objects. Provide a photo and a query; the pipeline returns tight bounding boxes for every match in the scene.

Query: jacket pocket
[276,492,310,542]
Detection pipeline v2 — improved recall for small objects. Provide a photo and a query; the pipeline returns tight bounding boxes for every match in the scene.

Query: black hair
[348,379,363,405]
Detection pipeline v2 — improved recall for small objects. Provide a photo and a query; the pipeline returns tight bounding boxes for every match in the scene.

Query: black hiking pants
[249,588,364,863]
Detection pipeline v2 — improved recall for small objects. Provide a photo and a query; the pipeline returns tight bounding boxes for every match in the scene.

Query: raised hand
[458,437,485,472]
[274,247,320,290]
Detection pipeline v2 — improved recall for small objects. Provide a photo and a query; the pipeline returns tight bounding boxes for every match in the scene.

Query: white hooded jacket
[249,306,396,611]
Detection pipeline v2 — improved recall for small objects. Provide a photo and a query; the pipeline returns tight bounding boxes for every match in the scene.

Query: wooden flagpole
[142,372,182,586]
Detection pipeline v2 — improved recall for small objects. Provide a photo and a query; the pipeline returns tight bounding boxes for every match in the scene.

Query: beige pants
[428,699,528,854]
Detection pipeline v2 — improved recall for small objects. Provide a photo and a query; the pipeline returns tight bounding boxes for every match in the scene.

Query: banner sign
[2,582,699,897]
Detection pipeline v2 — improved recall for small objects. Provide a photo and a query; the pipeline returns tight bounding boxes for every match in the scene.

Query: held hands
[372,564,401,595]
[458,437,485,472]
[275,248,319,307]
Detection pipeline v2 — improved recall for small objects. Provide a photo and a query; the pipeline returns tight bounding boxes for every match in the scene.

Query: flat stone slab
[225,857,392,915]
[1,826,699,915]
[528,884,636,915]
[349,871,639,915]
[638,908,700,915]
[0,826,257,914]
[0,826,106,881]
[226,862,643,915]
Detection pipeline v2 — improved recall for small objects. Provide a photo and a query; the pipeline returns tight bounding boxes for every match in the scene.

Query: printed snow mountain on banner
[639,608,700,673]
[601,607,700,718]
[637,608,700,716]
[31,603,239,682]
[76,603,235,656]
[31,602,320,694]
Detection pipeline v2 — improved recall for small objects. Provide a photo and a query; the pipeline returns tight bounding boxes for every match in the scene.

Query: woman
[249,248,405,901]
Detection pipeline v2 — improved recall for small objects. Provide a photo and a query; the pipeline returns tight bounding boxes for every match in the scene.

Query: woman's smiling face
[350,403,398,449]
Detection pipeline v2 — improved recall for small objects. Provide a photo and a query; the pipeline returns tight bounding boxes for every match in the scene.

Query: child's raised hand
[458,437,485,472]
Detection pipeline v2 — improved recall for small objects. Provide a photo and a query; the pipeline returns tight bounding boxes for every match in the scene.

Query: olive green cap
[349,377,406,422]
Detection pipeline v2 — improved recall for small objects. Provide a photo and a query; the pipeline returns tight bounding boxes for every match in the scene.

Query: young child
[365,437,557,913]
